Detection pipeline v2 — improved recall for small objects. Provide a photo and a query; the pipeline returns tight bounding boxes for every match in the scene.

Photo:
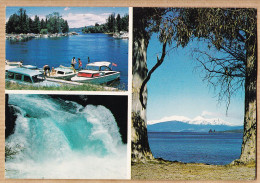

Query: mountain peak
[148,115,234,126]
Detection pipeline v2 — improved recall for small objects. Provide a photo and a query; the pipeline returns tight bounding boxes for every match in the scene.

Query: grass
[5,81,119,91]
[132,159,256,180]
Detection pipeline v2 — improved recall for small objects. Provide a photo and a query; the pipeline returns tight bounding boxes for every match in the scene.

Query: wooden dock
[46,78,84,85]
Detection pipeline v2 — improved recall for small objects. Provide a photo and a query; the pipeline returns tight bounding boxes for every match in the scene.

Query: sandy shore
[131,159,255,180]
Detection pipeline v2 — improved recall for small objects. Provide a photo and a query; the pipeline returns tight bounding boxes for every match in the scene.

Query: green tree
[28,17,33,33]
[30,15,41,33]
[46,12,62,33]
[107,13,116,33]
[121,14,129,32]
[132,8,168,162]
[61,20,69,33]
[6,14,19,33]
[179,8,257,164]
[116,14,122,32]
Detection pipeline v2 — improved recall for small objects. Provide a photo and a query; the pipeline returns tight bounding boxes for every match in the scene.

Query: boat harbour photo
[5,7,129,91]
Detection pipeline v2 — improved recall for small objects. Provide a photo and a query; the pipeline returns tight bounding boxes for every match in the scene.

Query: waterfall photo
[5,94,129,179]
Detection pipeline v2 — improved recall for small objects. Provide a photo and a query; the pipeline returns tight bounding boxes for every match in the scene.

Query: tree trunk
[131,28,154,163]
[233,35,257,165]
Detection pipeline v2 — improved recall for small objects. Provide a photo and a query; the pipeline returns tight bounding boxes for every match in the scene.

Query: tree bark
[240,35,257,164]
[131,24,154,163]
[233,34,257,165]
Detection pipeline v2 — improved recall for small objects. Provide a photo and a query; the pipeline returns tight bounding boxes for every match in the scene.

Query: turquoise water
[148,132,243,165]
[6,33,128,90]
[5,95,127,179]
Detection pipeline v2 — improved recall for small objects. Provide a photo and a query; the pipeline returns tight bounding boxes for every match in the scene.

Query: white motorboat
[5,60,23,71]
[22,65,38,69]
[47,66,77,80]
[71,61,120,84]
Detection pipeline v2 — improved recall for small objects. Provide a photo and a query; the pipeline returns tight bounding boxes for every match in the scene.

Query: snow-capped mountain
[147,115,243,133]
[148,115,234,126]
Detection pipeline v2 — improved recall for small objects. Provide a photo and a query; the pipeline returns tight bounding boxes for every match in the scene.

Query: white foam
[6,94,127,179]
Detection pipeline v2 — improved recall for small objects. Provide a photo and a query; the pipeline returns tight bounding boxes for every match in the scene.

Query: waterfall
[5,94,127,179]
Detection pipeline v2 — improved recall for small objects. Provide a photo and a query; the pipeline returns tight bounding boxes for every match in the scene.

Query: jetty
[46,78,83,86]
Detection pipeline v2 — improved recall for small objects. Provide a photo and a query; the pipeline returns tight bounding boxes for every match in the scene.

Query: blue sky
[6,7,128,28]
[147,34,245,126]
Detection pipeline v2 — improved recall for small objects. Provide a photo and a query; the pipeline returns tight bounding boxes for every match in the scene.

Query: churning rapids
[5,95,127,179]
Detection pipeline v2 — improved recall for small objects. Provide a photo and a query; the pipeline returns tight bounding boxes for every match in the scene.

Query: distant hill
[147,121,243,133]
[218,129,244,133]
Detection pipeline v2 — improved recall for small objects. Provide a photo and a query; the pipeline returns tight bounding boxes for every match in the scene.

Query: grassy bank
[5,81,119,91]
[132,159,255,180]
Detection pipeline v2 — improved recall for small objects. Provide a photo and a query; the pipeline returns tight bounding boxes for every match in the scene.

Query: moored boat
[48,66,77,80]
[22,65,38,69]
[5,60,23,71]
[71,61,120,84]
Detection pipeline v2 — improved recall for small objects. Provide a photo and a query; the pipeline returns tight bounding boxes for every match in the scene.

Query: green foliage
[177,8,257,110]
[6,9,69,34]
[82,13,129,33]
[134,8,256,110]
[40,28,48,34]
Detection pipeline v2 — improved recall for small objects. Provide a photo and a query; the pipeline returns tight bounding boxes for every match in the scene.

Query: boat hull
[47,73,76,80]
[71,72,120,84]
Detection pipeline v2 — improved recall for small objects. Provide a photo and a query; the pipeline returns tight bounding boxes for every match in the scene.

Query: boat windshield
[32,75,44,83]
[86,66,100,71]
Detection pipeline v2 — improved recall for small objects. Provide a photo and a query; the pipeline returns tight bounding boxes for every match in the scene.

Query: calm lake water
[6,33,128,90]
[148,132,243,165]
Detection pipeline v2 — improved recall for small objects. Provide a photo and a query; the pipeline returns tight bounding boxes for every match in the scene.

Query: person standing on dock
[88,57,90,63]
[43,65,50,78]
[71,57,77,73]
[78,58,82,70]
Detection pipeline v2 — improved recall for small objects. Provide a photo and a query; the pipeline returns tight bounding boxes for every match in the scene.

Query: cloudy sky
[6,7,128,28]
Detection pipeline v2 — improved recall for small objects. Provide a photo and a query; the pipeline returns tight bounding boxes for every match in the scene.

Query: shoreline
[6,32,79,41]
[5,81,122,91]
[132,158,255,180]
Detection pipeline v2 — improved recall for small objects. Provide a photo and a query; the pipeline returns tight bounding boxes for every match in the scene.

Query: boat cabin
[86,61,112,71]
[6,68,44,83]
[53,67,74,75]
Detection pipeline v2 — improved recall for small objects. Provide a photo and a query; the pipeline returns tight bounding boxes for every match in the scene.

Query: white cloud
[63,13,109,28]
[64,7,70,11]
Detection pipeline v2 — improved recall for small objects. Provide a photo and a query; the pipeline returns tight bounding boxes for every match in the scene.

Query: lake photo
[131,8,256,180]
[5,94,129,179]
[5,7,129,91]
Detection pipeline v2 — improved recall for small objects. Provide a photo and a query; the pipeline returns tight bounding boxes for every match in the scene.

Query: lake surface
[148,132,243,165]
[6,33,128,90]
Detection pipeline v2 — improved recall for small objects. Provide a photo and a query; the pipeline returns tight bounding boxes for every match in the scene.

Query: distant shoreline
[148,130,243,133]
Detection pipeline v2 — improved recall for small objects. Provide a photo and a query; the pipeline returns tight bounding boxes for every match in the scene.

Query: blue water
[6,33,128,90]
[5,94,127,179]
[148,132,243,165]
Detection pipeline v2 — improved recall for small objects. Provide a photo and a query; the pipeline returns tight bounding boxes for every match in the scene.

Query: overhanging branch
[139,41,167,109]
